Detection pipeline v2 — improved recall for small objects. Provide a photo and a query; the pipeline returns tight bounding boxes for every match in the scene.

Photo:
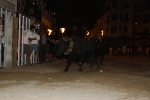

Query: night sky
[45,0,105,30]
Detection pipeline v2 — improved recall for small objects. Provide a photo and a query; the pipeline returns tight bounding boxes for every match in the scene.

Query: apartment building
[90,0,150,38]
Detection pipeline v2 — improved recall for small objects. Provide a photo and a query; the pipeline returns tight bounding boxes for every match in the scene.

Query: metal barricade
[17,14,41,66]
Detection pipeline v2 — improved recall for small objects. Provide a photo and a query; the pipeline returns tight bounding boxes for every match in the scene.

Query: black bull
[56,36,104,72]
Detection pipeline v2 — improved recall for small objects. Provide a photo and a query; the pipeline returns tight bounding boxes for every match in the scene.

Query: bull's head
[56,38,70,56]
[90,36,101,48]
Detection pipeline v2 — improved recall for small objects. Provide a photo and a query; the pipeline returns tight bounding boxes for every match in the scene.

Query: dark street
[0,55,150,100]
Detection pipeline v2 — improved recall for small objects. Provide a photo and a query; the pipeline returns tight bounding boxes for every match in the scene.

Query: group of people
[0,21,55,67]
[21,0,51,65]
[23,0,47,22]
[22,0,57,63]
[40,34,57,62]
[109,45,150,57]
[23,25,40,66]
[0,0,57,67]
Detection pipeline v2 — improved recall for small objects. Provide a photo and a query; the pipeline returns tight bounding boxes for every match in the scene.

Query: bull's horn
[55,40,59,43]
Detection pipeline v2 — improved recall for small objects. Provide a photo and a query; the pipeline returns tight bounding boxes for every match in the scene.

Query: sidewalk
[0,61,63,73]
[0,55,149,72]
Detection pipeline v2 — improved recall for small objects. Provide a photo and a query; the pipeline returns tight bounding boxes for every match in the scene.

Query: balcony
[0,0,17,13]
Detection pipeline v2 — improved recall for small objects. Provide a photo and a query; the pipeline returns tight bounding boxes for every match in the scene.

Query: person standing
[0,17,4,68]
[30,28,40,64]
[122,46,126,55]
[46,36,54,62]
[23,25,36,66]
[40,34,47,62]
[109,46,113,56]
[145,47,149,56]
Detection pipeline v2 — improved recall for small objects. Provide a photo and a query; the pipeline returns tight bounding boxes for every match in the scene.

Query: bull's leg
[63,59,72,72]
[99,54,104,66]
[89,54,95,70]
[95,56,101,69]
[95,53,104,69]
[77,61,83,72]
[96,53,104,69]
[99,47,105,67]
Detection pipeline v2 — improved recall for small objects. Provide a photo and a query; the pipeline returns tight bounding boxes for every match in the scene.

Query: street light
[60,28,65,37]
[86,31,90,36]
[85,31,90,39]
[101,30,103,37]
[47,29,53,35]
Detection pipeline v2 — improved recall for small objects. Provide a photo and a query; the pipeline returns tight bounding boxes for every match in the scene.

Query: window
[132,28,138,36]
[119,26,121,33]
[124,14,128,22]
[143,14,149,23]
[124,0,129,8]
[106,16,110,23]
[142,27,149,36]
[124,27,128,33]
[134,2,140,12]
[112,0,118,8]
[121,14,128,22]
[111,13,118,21]
[120,14,122,21]
[144,0,150,10]
[111,26,117,33]
[106,28,109,34]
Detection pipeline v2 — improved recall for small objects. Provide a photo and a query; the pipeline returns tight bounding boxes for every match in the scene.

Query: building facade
[90,0,150,38]
[0,0,18,68]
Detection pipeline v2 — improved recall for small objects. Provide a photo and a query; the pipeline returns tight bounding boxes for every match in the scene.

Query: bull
[56,36,102,72]
[94,42,105,68]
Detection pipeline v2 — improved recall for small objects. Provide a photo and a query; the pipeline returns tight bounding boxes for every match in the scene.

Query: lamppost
[86,31,90,35]
[60,28,65,37]
[86,31,90,39]
[132,0,137,58]
[132,22,136,58]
